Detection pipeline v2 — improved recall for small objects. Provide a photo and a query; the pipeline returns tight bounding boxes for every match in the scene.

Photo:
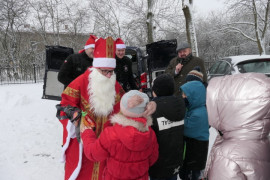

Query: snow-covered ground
[0,83,64,180]
[0,83,217,180]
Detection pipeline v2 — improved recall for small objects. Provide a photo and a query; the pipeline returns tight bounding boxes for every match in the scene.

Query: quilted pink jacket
[205,73,270,180]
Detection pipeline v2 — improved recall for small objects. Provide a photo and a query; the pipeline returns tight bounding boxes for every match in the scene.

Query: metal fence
[0,65,45,85]
[0,60,215,85]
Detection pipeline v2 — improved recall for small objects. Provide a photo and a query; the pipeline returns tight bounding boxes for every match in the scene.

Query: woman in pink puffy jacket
[205,73,270,180]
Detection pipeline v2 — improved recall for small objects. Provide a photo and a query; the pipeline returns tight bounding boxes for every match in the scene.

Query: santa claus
[59,37,124,180]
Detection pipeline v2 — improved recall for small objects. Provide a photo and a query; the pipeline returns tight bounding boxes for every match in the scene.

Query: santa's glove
[80,112,96,134]
[63,105,82,124]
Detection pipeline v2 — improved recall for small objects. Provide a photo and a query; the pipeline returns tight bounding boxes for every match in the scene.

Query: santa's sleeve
[60,75,82,108]
[81,128,111,162]
[58,75,83,162]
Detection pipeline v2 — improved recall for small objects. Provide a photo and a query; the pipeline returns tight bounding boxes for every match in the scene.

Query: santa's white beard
[88,68,116,116]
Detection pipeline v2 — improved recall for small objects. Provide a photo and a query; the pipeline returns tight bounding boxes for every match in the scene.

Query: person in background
[58,34,97,88]
[114,38,138,92]
[58,37,157,180]
[80,90,159,180]
[149,74,186,180]
[165,42,207,96]
[204,73,270,180]
[179,68,209,180]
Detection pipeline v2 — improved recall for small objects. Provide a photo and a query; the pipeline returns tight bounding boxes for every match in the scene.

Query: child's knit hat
[152,74,174,96]
[120,90,149,118]
[186,66,203,82]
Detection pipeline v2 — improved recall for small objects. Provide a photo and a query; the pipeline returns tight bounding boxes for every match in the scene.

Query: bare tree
[61,1,93,48]
[146,0,154,43]
[0,0,29,67]
[196,12,247,63]
[120,0,184,46]
[182,0,198,56]
[222,0,270,55]
[28,0,92,49]
[88,0,122,38]
[28,0,67,46]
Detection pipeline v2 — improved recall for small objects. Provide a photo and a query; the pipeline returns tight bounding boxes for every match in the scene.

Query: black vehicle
[145,39,177,91]
[42,39,177,100]
[42,45,74,101]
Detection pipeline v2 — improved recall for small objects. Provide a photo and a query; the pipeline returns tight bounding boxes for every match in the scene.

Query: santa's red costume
[59,37,125,180]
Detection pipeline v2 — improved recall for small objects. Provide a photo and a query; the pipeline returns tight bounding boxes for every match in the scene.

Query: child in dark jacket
[80,90,159,180]
[149,74,186,180]
[179,67,209,180]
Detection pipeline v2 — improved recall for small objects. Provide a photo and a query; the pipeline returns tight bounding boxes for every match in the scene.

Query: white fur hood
[110,113,153,132]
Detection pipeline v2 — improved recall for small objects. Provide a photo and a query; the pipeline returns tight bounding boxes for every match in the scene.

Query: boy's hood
[207,73,270,139]
[180,81,206,109]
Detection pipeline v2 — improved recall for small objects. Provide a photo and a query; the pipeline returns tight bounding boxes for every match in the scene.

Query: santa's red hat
[93,37,116,68]
[78,49,84,53]
[84,35,97,49]
[115,38,126,49]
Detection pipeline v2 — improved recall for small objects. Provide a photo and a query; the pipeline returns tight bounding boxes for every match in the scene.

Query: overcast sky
[193,0,226,17]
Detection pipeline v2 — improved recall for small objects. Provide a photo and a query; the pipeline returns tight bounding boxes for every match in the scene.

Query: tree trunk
[182,0,198,56]
[146,0,154,43]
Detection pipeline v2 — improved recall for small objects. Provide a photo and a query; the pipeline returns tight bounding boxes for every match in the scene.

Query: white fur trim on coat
[110,114,153,132]
[61,120,76,163]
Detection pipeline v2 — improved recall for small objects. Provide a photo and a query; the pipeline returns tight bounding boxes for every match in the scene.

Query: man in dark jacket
[58,35,97,88]
[114,38,138,92]
[149,73,186,180]
[165,42,207,96]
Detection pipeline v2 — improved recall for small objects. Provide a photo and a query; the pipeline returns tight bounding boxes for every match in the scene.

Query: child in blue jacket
[179,67,209,180]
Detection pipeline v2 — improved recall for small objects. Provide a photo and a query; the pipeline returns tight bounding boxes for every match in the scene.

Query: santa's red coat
[59,67,125,180]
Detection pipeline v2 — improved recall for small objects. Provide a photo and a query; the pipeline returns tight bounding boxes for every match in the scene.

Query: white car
[207,55,270,81]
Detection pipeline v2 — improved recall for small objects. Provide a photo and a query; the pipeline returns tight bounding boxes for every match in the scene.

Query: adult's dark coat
[165,55,207,96]
[114,56,138,92]
[58,51,93,88]
[149,95,186,178]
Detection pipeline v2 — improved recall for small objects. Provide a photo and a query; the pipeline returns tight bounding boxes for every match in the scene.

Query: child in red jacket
[80,90,159,180]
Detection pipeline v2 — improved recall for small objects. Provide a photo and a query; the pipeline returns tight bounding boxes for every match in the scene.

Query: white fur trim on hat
[84,44,95,49]
[116,44,126,49]
[93,58,116,68]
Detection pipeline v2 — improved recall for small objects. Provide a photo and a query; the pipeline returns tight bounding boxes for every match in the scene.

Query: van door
[42,46,74,101]
[146,39,177,89]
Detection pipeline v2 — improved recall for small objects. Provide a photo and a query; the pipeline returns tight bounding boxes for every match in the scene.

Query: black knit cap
[152,74,175,96]
[186,66,203,82]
